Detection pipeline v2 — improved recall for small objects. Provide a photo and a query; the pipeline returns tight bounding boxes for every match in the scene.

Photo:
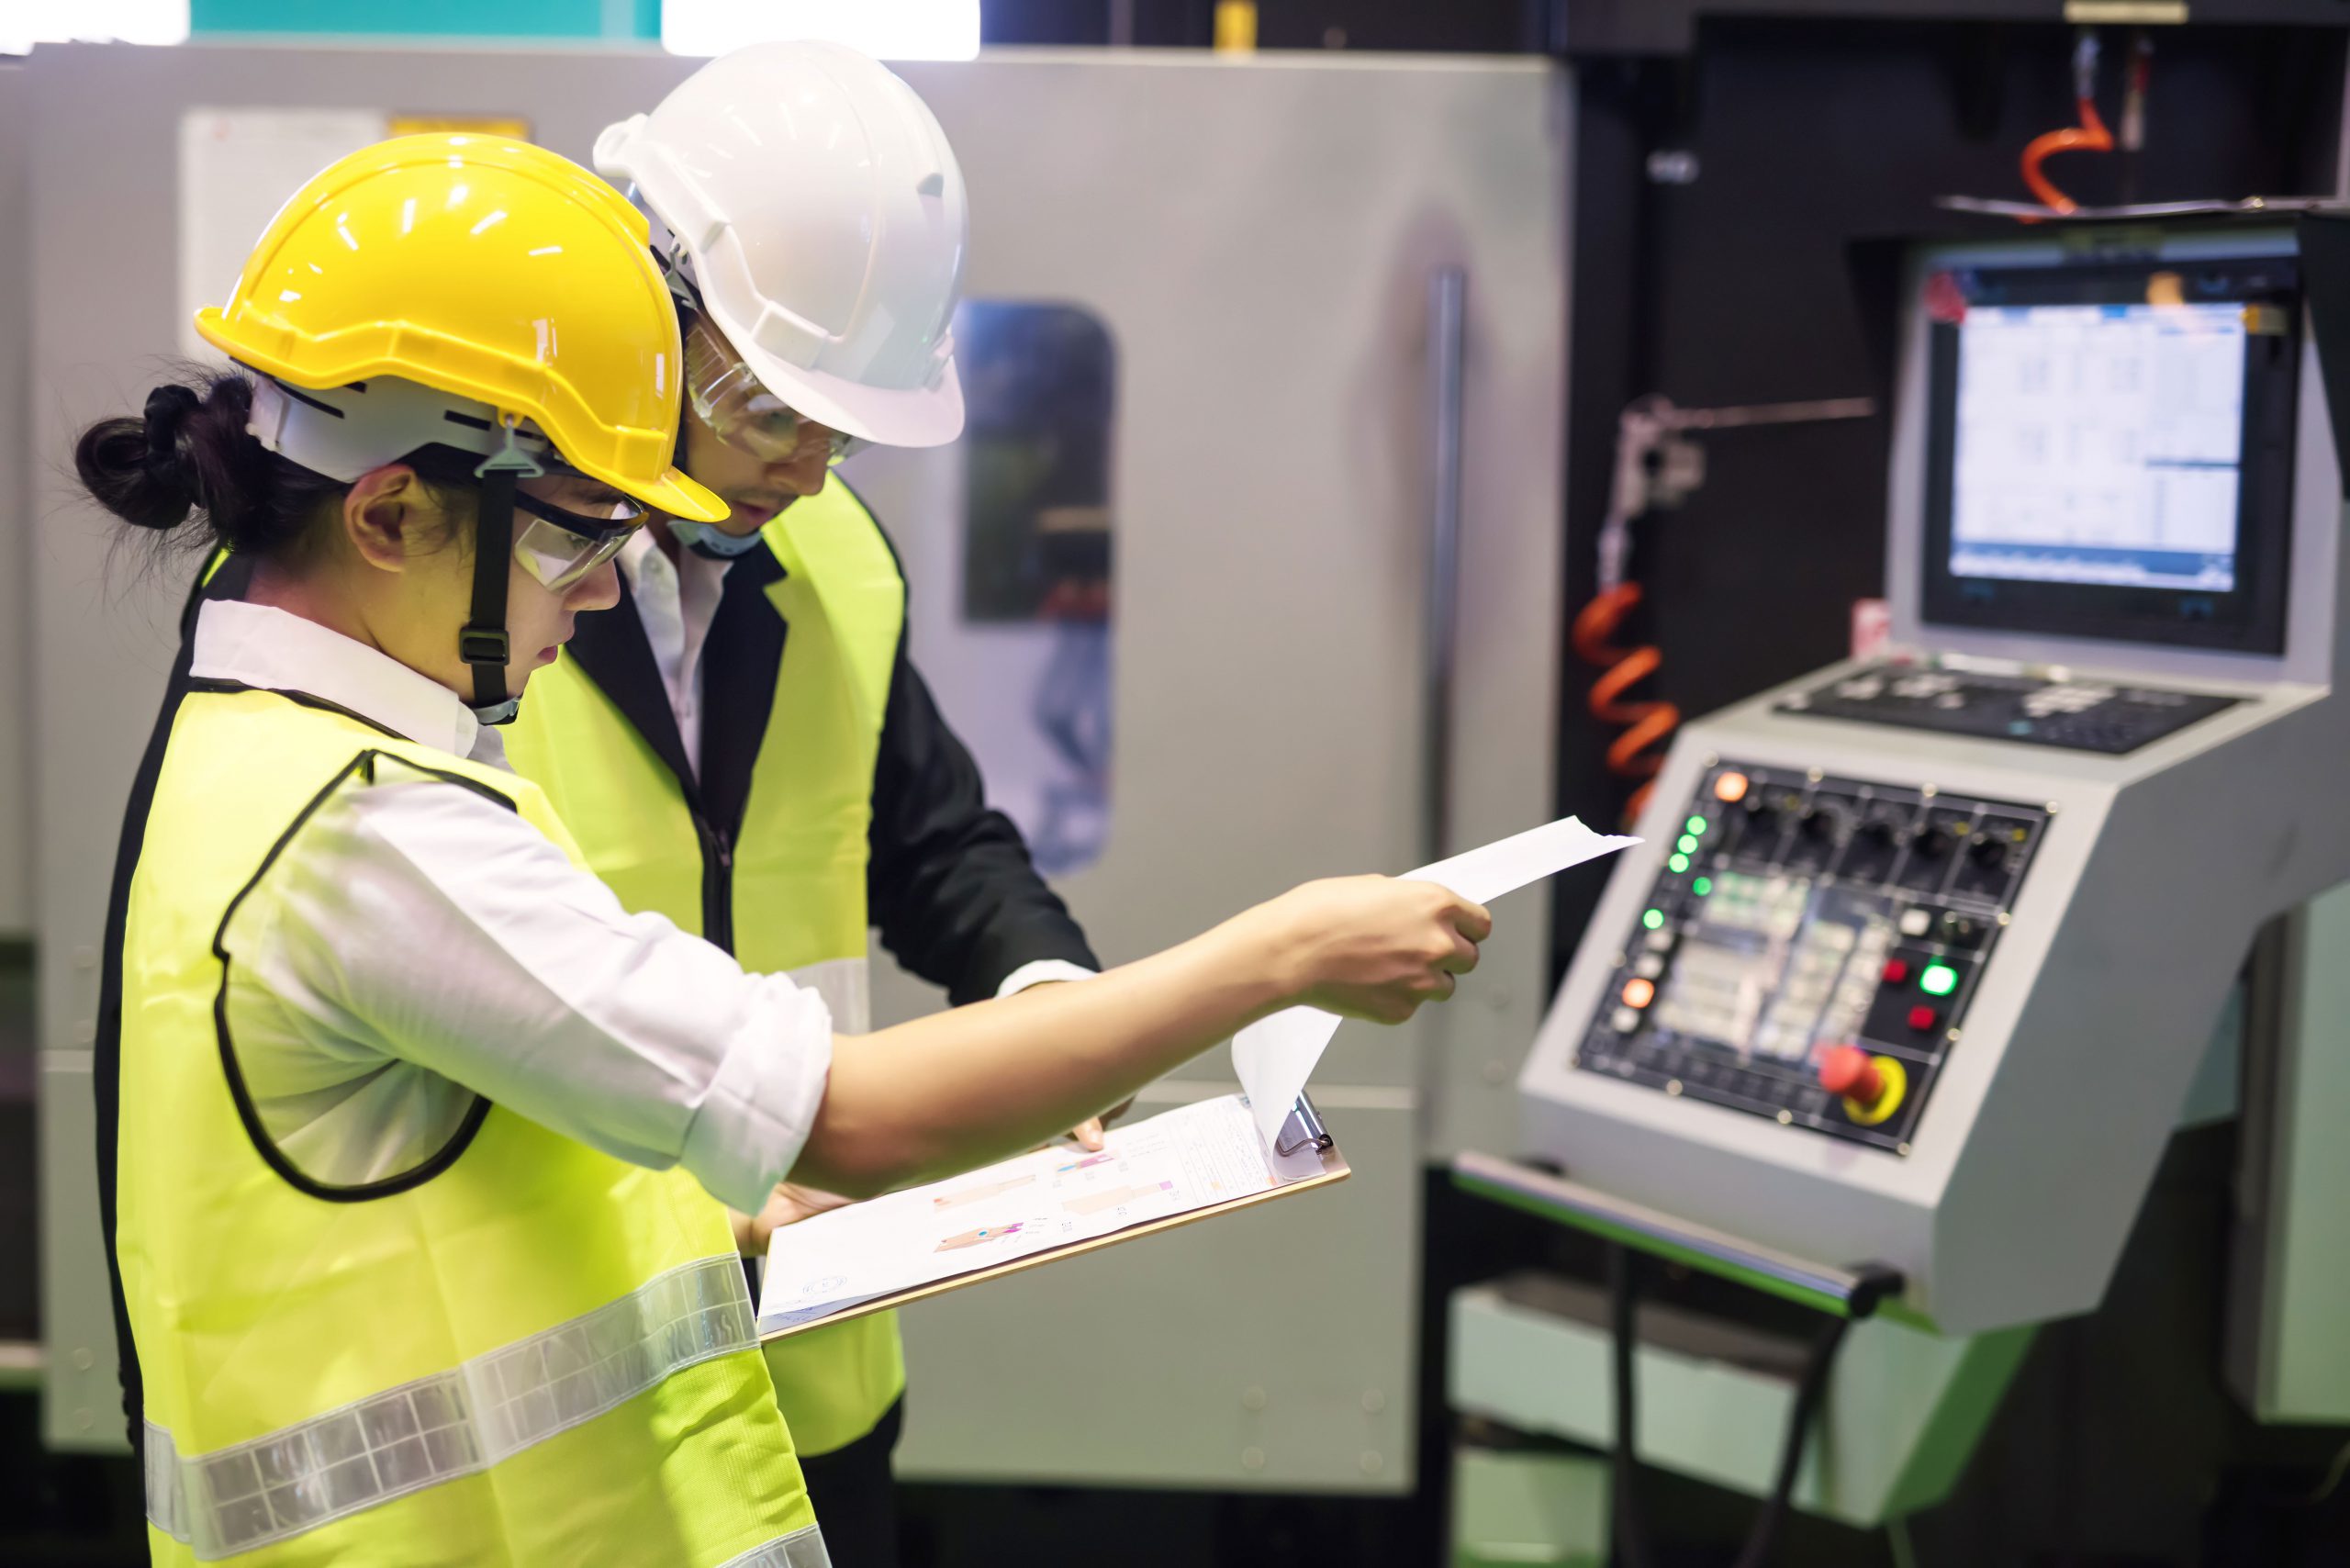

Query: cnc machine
[1455,217,2350,1547]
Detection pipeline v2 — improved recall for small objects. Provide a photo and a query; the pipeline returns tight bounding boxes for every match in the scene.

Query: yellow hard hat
[194,133,723,522]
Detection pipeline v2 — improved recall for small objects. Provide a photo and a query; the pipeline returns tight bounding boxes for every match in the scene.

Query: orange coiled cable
[1572,582,1681,827]
[2020,95,2113,215]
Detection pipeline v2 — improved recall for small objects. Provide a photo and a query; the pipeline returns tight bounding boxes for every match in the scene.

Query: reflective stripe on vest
[789,955,871,1036]
[144,1256,768,1559]
[501,478,906,1457]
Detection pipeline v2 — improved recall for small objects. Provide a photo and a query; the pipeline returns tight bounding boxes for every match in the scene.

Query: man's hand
[1064,1097,1137,1151]
[729,1182,856,1257]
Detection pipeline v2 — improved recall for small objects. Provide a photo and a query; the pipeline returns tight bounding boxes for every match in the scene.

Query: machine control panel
[1572,760,2047,1151]
[1778,660,2237,754]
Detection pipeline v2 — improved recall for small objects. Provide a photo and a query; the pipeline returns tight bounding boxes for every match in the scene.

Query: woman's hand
[1243,875,1491,1023]
[730,1182,856,1257]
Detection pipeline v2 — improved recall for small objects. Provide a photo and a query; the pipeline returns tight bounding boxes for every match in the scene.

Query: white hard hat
[596,41,968,449]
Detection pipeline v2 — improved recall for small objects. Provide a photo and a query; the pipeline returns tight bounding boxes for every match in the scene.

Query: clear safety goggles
[510,489,647,590]
[684,312,867,467]
[410,442,648,591]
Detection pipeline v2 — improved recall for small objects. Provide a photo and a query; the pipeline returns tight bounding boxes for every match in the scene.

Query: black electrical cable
[1608,1242,1652,1568]
[1730,1308,1856,1568]
[1606,1246,1904,1568]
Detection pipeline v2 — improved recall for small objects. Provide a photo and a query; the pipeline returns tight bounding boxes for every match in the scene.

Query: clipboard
[758,1094,1348,1341]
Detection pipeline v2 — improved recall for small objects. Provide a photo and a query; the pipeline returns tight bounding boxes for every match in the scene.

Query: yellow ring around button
[1842,1055,1908,1126]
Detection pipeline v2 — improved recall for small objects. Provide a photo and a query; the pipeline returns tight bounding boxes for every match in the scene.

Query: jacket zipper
[698,813,736,957]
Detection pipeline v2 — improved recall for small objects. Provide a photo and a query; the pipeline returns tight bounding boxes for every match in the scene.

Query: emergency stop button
[1817,1044,1908,1127]
[1817,1045,1885,1104]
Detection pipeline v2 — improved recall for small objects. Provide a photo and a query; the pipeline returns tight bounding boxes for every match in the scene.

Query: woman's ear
[342,465,428,573]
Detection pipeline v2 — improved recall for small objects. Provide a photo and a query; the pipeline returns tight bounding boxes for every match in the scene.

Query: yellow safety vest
[502,478,908,1458]
[117,682,825,1566]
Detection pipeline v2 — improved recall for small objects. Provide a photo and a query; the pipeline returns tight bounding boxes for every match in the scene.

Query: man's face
[679,316,842,535]
[679,393,838,536]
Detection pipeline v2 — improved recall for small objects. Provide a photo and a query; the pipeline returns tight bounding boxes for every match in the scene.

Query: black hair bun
[127,384,207,529]
[74,369,285,550]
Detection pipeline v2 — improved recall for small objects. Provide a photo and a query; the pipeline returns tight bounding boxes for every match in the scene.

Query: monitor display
[1918,249,2300,655]
[1950,302,2246,593]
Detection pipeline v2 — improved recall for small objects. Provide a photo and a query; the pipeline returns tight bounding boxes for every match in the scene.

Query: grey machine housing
[1518,221,2350,1335]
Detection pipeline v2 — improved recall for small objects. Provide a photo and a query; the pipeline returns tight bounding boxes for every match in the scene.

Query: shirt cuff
[676,978,836,1213]
[995,959,1098,999]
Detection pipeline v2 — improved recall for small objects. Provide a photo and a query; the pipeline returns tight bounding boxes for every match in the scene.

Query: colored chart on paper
[935,1222,1027,1252]
[934,1174,1036,1211]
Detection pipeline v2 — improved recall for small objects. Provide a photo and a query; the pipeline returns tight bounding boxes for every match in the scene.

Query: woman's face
[341,468,626,702]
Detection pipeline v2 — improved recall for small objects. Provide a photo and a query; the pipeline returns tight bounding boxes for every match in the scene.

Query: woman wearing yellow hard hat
[84,135,1485,1566]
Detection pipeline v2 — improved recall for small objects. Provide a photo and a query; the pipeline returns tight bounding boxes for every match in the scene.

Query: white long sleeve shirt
[190,599,833,1213]
[617,528,730,777]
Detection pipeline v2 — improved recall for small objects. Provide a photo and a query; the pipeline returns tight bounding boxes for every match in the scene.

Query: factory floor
[11,1156,2350,1564]
[2,1389,1436,1568]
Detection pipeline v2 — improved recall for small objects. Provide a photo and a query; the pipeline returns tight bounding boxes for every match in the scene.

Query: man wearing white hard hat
[500,42,1103,1563]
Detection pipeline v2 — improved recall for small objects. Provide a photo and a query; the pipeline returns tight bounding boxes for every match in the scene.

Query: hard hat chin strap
[461,418,542,726]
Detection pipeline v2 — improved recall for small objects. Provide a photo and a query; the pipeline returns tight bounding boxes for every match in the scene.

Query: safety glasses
[684,312,867,467]
[511,489,646,590]
[407,444,649,591]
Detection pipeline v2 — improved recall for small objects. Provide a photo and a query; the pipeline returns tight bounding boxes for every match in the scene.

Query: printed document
[759,1093,1332,1334]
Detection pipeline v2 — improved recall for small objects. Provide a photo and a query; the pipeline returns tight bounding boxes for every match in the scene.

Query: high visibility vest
[501,477,908,1458]
[117,681,826,1566]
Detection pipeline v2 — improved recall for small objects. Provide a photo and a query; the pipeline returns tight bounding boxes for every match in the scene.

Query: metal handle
[1450,1151,1904,1318]
[1424,268,1467,864]
[1273,1094,1333,1158]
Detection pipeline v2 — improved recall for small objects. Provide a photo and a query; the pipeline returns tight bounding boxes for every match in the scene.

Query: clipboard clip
[1273,1093,1334,1158]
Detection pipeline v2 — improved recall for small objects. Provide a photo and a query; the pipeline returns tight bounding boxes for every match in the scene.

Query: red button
[1882,958,1910,985]
[1908,1004,1939,1032]
[1817,1045,1886,1106]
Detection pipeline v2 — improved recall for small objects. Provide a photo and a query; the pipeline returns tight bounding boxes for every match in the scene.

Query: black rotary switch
[1841,812,1911,887]
[1800,802,1847,841]
[1858,816,1903,850]
[1912,822,1957,860]
[1967,834,2009,869]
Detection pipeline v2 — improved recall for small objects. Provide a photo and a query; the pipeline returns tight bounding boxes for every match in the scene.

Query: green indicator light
[1676,834,1699,856]
[1687,815,1709,835]
[1919,963,1959,998]
[1642,908,1666,931]
[1668,853,1690,874]
[1693,877,1713,896]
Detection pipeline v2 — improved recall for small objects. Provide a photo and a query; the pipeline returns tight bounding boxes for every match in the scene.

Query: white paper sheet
[1231,815,1639,1142]
[759,1093,1322,1333]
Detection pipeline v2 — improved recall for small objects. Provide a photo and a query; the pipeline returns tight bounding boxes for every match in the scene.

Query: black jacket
[556,521,1101,1004]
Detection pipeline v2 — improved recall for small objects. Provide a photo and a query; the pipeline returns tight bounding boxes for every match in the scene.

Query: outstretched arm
[792,877,1487,1196]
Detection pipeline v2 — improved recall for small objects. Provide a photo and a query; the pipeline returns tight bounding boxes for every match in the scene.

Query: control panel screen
[1949,302,2246,593]
[1575,762,2047,1152]
[1918,246,2299,655]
